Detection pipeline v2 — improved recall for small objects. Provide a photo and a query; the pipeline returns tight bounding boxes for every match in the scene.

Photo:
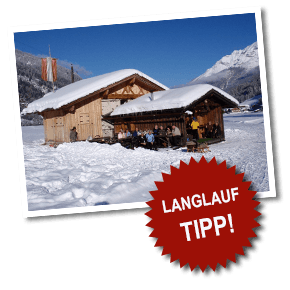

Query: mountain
[16,49,82,125]
[176,42,261,103]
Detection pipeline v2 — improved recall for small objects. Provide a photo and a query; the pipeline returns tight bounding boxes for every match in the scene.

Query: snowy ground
[21,111,270,211]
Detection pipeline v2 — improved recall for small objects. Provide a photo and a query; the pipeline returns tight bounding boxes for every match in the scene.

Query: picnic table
[89,136,116,144]
[89,134,183,149]
[154,134,170,147]
[118,136,137,149]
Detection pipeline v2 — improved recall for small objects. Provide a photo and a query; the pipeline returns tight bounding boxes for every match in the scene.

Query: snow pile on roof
[111,84,239,116]
[22,69,169,114]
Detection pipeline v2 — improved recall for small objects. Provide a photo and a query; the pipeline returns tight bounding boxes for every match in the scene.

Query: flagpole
[49,45,55,93]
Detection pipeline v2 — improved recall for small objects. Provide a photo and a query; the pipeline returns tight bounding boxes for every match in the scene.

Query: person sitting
[125,129,131,138]
[132,127,140,138]
[153,125,159,136]
[138,133,147,148]
[170,125,181,146]
[206,121,213,138]
[157,126,167,147]
[166,125,172,131]
[118,130,125,139]
[146,130,157,150]
[159,126,166,137]
[212,122,222,138]
[143,128,149,135]
[166,126,172,147]
[153,125,160,146]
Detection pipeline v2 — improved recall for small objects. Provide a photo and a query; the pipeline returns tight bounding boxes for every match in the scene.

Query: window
[55,117,64,126]
[79,113,90,124]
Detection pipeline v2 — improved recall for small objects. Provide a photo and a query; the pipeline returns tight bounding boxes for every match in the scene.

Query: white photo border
[8,6,276,218]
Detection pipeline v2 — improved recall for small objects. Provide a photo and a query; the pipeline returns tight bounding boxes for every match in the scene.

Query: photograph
[13,9,275,217]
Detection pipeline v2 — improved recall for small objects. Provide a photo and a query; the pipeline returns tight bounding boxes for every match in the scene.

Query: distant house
[22,69,168,144]
[231,107,241,113]
[104,84,239,145]
[239,94,262,111]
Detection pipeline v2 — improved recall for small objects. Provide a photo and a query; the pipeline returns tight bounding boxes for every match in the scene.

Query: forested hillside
[16,49,82,125]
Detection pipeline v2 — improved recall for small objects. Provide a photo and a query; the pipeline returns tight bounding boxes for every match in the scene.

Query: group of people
[70,118,222,146]
[203,121,222,139]
[186,117,222,140]
[117,124,182,150]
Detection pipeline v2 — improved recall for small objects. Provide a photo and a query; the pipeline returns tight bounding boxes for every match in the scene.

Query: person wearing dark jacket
[70,127,78,142]
[186,120,193,136]
[153,125,160,146]
[213,122,222,138]
[158,126,166,137]
[153,125,159,136]
[132,127,140,147]
[138,133,147,148]
[132,127,141,138]
[206,121,214,138]
[158,126,167,147]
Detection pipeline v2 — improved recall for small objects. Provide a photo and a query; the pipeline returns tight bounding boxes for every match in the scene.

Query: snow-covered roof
[22,69,169,114]
[111,84,239,116]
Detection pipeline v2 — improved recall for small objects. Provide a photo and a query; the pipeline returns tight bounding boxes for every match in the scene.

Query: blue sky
[14,13,257,87]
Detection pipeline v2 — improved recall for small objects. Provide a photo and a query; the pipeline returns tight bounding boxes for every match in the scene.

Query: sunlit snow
[21,111,270,211]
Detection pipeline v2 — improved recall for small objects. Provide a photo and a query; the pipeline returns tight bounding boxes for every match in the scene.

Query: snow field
[22,112,269,211]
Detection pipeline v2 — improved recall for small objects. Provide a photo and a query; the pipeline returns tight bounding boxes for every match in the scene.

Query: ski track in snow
[21,112,270,211]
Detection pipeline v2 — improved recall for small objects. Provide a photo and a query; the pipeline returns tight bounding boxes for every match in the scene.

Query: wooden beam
[106,94,143,99]
[103,111,183,121]
[102,89,109,96]
[129,77,135,86]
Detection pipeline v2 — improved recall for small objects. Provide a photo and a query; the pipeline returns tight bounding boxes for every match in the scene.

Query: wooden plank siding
[42,97,103,143]
[169,96,224,140]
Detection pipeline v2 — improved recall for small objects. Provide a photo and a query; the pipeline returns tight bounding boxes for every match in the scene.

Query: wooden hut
[22,69,168,144]
[103,84,239,145]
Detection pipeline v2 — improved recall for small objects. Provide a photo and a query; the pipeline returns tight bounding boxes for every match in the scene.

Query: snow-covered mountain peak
[195,42,259,80]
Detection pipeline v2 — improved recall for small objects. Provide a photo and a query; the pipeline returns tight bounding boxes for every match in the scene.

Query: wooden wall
[194,106,224,139]
[197,107,224,138]
[42,97,103,143]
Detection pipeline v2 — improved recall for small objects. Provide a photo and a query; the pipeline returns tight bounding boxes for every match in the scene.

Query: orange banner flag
[41,57,57,82]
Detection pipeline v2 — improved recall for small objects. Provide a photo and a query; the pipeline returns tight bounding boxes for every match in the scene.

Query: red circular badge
[146,156,260,272]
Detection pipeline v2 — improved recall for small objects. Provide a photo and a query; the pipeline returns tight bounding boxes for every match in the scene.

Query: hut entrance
[45,117,55,143]
[55,116,64,142]
[78,112,93,140]
[43,113,65,143]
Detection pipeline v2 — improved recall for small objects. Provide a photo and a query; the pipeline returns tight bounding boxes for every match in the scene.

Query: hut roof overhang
[21,69,169,115]
[108,84,239,118]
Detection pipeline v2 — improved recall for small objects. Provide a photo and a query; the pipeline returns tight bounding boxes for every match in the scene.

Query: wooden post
[182,113,187,146]
[49,45,55,93]
[71,64,74,83]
